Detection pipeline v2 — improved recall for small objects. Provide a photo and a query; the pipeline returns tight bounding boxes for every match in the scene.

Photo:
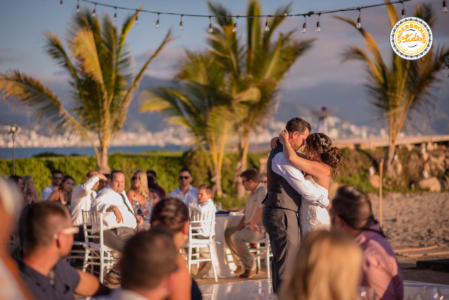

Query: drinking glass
[358,287,376,300]
[215,202,222,212]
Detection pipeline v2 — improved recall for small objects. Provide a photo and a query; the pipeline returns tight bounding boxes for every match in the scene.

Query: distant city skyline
[1,0,448,140]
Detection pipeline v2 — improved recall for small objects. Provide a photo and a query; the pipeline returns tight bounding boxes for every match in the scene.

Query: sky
[1,0,449,136]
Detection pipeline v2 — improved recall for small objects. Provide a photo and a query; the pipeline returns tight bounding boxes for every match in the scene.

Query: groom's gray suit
[262,141,302,293]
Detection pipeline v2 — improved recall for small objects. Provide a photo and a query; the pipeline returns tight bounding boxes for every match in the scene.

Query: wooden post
[379,159,384,228]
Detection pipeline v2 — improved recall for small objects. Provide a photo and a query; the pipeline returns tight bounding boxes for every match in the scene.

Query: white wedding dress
[299,174,331,239]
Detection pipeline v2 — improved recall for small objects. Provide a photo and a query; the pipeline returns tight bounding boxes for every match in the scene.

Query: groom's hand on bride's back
[270,137,279,149]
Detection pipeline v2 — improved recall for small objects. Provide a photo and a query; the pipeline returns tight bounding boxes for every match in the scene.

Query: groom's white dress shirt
[272,152,329,208]
[71,175,99,226]
[91,186,137,232]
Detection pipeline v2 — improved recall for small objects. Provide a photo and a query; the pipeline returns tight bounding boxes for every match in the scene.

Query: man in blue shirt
[19,201,110,300]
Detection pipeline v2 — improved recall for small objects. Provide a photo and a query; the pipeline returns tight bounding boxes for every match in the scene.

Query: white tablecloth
[206,214,243,278]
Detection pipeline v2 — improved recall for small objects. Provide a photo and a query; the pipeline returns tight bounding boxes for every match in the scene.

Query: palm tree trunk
[233,131,251,199]
[97,141,111,173]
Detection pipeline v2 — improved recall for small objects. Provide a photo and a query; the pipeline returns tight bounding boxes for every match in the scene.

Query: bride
[271,130,343,238]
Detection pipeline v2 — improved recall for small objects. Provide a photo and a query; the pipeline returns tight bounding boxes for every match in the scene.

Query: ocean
[0,145,184,159]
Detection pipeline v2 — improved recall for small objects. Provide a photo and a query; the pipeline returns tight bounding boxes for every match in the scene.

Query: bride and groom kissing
[261,117,343,293]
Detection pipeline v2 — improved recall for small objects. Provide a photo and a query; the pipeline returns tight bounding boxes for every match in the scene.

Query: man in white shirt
[262,117,329,293]
[225,169,267,279]
[168,168,198,206]
[91,170,144,285]
[41,170,63,200]
[71,170,108,241]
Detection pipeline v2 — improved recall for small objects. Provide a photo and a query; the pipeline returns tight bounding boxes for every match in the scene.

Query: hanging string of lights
[53,0,447,33]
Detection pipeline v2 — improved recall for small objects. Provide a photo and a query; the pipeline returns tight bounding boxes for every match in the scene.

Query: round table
[206,214,244,278]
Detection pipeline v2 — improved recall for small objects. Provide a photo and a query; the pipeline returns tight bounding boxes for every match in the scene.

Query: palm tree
[0,8,174,172]
[139,51,234,196]
[335,3,449,177]
[207,0,315,198]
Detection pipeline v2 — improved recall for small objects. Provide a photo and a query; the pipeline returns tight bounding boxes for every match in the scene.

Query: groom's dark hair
[286,118,311,134]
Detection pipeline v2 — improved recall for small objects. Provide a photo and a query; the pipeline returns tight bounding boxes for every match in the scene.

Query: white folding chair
[81,210,117,283]
[251,233,273,279]
[185,207,218,282]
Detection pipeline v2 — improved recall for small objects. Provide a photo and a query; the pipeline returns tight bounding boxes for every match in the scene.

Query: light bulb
[302,22,306,33]
[76,4,79,12]
[356,17,361,29]
[135,14,138,24]
[156,19,160,28]
[60,0,63,8]
[402,9,406,19]
[92,6,96,17]
[179,21,183,30]
[114,13,117,21]
[232,22,237,32]
[265,21,269,32]
[208,24,213,33]
[444,0,448,13]
[316,22,320,32]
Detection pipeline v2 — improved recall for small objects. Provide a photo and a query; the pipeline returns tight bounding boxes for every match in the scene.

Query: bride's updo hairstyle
[306,133,343,175]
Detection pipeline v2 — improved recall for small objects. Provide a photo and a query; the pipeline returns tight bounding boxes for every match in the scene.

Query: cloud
[134,47,185,79]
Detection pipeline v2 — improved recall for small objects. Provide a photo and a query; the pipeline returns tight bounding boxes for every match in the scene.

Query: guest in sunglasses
[18,201,111,300]
[167,168,198,206]
[259,173,268,187]
[22,176,39,205]
[127,170,150,207]
[41,170,63,201]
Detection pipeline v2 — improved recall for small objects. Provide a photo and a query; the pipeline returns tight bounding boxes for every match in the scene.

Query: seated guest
[259,173,267,187]
[0,178,35,300]
[330,185,404,300]
[98,227,178,300]
[97,174,111,192]
[19,201,111,300]
[91,170,144,284]
[71,171,107,241]
[146,170,166,198]
[225,168,267,278]
[151,197,201,300]
[279,229,362,300]
[41,170,63,201]
[189,184,215,279]
[47,175,74,209]
[168,168,198,206]
[127,170,158,207]
[147,176,161,203]
[8,175,24,192]
[22,176,39,204]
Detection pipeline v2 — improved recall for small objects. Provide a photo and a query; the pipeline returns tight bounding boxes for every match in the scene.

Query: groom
[262,117,329,293]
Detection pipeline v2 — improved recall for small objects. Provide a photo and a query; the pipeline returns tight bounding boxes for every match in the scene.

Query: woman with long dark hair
[271,131,344,237]
[47,175,74,209]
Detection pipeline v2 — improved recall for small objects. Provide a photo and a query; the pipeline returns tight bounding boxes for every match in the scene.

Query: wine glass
[215,202,222,212]
[358,287,376,300]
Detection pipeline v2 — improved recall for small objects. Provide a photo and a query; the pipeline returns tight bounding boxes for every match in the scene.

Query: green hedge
[0,148,425,209]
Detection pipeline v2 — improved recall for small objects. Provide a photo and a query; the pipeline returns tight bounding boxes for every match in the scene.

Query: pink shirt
[355,221,404,300]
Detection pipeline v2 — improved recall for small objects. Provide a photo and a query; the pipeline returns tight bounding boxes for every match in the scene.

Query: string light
[113,7,117,21]
[179,15,183,30]
[233,16,238,33]
[60,0,63,8]
[265,16,270,32]
[444,0,448,13]
[208,16,213,33]
[316,13,321,32]
[402,1,406,19]
[76,0,80,12]
[135,10,138,24]
[356,8,362,29]
[92,3,96,17]
[156,13,160,28]
[302,15,307,33]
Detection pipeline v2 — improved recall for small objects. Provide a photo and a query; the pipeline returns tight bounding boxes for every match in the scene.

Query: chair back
[82,210,104,246]
[189,206,216,242]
